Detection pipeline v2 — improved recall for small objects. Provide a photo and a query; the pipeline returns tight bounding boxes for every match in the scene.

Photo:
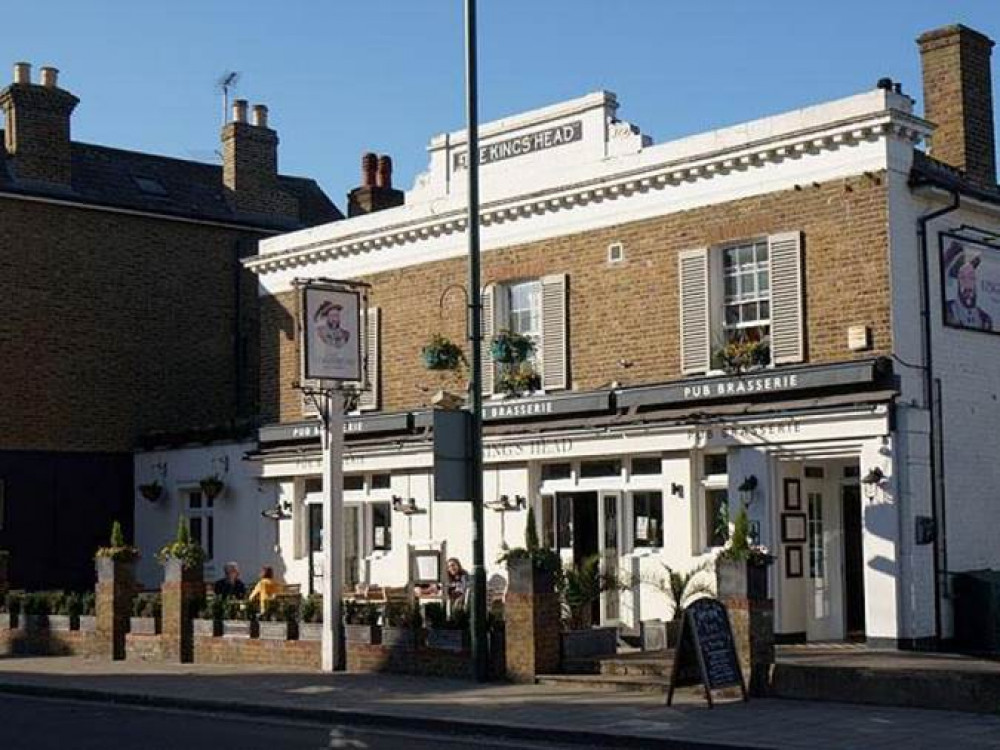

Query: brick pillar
[504,558,561,682]
[717,560,775,696]
[161,560,204,663]
[95,558,135,661]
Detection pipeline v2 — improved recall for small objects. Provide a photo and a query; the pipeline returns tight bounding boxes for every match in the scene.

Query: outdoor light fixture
[738,475,759,505]
[670,482,684,499]
[485,494,527,512]
[392,495,420,515]
[861,466,886,501]
[260,500,292,521]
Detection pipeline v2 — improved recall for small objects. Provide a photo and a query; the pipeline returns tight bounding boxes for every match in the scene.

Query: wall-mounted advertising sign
[941,233,1000,335]
[301,285,363,383]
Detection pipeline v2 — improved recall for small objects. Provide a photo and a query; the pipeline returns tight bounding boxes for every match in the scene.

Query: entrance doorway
[556,490,622,626]
[841,483,866,640]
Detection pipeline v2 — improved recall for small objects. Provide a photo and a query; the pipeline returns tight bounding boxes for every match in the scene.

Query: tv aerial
[216,71,241,125]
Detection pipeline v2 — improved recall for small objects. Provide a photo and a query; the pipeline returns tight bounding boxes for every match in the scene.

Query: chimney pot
[877,77,893,91]
[232,98,248,124]
[251,104,269,128]
[13,62,31,85]
[39,66,58,88]
[361,152,378,188]
[376,155,393,189]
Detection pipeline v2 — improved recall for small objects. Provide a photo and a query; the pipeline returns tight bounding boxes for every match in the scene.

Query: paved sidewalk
[0,656,998,749]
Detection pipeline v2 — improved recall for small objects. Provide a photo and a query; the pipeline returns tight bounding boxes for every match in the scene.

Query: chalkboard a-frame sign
[665,597,747,708]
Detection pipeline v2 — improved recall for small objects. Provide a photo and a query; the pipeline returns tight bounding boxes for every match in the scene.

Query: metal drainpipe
[916,188,959,645]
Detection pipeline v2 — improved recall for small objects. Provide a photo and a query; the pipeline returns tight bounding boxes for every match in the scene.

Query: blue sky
[5,1,999,206]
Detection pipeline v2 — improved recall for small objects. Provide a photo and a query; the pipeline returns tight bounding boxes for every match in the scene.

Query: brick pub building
[0,63,339,590]
[138,24,1000,649]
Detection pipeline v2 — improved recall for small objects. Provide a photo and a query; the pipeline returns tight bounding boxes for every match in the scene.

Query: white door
[599,492,623,625]
[805,473,845,641]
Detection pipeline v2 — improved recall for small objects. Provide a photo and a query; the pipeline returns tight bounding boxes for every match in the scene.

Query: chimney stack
[348,151,404,217]
[0,61,79,187]
[221,101,297,218]
[918,24,997,187]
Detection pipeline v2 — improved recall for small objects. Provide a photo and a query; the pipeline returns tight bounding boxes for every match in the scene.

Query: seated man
[214,562,247,599]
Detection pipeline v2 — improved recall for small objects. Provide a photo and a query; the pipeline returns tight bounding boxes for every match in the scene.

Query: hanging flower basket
[200,476,225,501]
[137,481,163,503]
[490,330,535,364]
[712,337,770,375]
[421,334,467,372]
[497,363,542,398]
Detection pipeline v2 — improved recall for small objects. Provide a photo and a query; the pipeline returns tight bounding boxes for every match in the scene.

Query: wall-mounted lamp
[670,482,684,499]
[861,466,886,501]
[212,455,230,476]
[392,495,421,515]
[737,475,759,506]
[485,495,527,512]
[261,500,292,521]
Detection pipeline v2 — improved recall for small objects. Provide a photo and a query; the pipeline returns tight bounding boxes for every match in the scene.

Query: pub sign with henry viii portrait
[941,233,1000,335]
[301,285,363,383]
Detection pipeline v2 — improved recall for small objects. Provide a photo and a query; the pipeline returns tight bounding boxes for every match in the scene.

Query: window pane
[557,495,573,548]
[304,477,322,494]
[737,246,752,266]
[372,502,391,550]
[741,302,757,322]
[723,249,736,268]
[725,306,740,326]
[541,463,571,481]
[343,475,364,491]
[759,301,770,320]
[207,516,215,560]
[758,243,769,263]
[309,504,323,553]
[633,491,663,548]
[541,495,556,548]
[188,491,202,510]
[704,453,728,476]
[580,459,622,478]
[631,457,661,476]
[190,517,202,546]
[707,490,729,547]
[724,275,736,299]
[757,270,769,293]
[371,473,391,490]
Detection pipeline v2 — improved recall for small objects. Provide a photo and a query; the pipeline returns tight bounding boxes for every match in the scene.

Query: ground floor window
[631,491,663,548]
[705,488,729,549]
[371,501,391,551]
[808,491,825,578]
[187,489,214,561]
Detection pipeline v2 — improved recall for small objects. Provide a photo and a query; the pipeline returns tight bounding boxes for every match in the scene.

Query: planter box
[639,619,668,651]
[560,626,618,661]
[222,619,257,639]
[48,615,73,632]
[426,628,467,652]
[193,618,222,638]
[0,612,18,630]
[298,622,323,641]
[717,559,770,601]
[77,615,97,633]
[507,558,556,596]
[22,614,48,633]
[129,617,160,636]
[96,557,136,585]
[344,623,380,645]
[381,626,416,649]
[259,621,297,641]
[163,558,204,585]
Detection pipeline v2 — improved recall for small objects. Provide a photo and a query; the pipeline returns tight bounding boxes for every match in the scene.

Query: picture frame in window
[781,513,807,543]
[783,478,802,511]
[412,550,440,584]
[785,545,804,578]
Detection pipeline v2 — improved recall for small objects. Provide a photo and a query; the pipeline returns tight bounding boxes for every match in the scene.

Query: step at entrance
[535,673,670,694]
[540,649,675,692]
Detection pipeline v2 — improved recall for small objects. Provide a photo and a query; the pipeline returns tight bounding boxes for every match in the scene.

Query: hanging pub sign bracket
[665,597,747,709]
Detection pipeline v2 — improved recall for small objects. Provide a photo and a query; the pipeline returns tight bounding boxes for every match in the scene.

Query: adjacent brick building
[0,63,339,590]
[139,24,1000,651]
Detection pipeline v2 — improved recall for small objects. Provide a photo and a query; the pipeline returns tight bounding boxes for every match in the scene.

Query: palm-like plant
[652,560,715,621]
[560,554,623,630]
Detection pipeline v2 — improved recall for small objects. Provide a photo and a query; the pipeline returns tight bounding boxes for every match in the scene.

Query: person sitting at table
[446,557,469,610]
[248,566,281,610]
[213,562,246,599]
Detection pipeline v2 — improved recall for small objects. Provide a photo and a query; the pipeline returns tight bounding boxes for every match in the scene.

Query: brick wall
[0,198,262,452]
[346,642,473,679]
[0,627,100,657]
[193,635,321,669]
[261,173,890,422]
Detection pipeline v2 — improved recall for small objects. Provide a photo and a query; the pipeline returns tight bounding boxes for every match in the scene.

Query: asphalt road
[0,694,618,750]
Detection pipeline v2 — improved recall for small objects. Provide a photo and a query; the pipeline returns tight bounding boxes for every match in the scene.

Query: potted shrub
[94,521,140,583]
[716,504,773,601]
[421,334,467,372]
[425,603,469,652]
[78,592,97,633]
[712,335,770,375]
[298,595,322,641]
[21,592,51,633]
[646,561,714,647]
[193,596,225,638]
[490,329,534,364]
[222,597,258,639]
[343,600,381,645]
[496,362,542,398]
[382,598,421,648]
[48,592,73,632]
[558,555,620,661]
[137,480,163,503]
[260,600,299,641]
[199,475,225,502]
[129,593,162,635]
[0,591,21,630]
[156,516,206,584]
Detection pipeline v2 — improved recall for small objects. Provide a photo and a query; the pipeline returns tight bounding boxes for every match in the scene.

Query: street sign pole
[464,0,489,683]
[321,389,345,672]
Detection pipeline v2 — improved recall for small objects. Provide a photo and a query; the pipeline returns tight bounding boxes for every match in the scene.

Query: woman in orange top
[248,566,281,610]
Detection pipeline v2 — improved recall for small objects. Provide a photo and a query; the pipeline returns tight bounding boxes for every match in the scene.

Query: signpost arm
[464,0,489,683]
[321,390,345,672]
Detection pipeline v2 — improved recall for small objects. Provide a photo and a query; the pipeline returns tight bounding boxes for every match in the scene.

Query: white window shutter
[768,231,805,364]
[540,273,568,390]
[358,307,380,411]
[481,285,496,396]
[679,249,710,374]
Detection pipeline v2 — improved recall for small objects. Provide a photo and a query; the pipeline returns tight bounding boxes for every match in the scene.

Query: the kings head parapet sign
[300,284,363,383]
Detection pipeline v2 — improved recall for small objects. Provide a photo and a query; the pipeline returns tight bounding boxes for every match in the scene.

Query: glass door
[600,492,622,625]
[805,475,845,641]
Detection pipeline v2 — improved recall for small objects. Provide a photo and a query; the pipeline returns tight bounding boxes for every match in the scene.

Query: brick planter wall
[0,626,100,657]
[346,642,473,679]
[192,635,320,669]
[505,560,560,682]
[721,596,775,697]
[125,633,165,662]
[95,558,136,661]
[161,561,204,663]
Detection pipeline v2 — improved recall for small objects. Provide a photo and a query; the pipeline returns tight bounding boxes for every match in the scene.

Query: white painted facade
[135,82,1000,649]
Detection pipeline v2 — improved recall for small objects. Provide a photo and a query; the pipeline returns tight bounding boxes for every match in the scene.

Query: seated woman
[446,557,470,611]
[247,566,282,610]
